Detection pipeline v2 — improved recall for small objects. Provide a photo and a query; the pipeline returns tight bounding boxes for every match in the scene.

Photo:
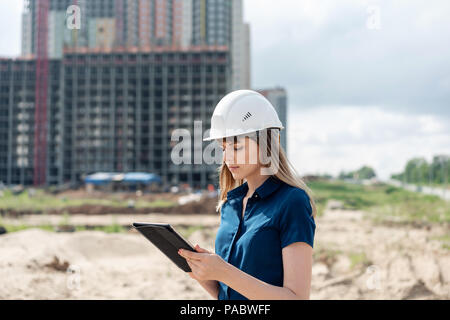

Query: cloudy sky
[244,0,450,179]
[1,0,449,180]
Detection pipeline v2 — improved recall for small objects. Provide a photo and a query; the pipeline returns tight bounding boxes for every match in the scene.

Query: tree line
[391,154,449,186]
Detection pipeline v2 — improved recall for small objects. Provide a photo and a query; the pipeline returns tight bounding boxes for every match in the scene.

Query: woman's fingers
[195,244,211,253]
[186,259,194,270]
[187,258,203,269]
[179,249,203,261]
[186,259,203,280]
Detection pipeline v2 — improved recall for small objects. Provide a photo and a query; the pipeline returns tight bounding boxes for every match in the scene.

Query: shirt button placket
[225,211,242,262]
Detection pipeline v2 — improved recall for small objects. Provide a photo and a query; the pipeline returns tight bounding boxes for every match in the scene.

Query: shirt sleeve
[277,189,316,249]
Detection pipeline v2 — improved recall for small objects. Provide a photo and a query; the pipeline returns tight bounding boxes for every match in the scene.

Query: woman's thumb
[195,244,210,253]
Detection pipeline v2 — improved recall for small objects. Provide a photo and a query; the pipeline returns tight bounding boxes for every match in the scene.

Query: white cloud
[287,106,450,180]
[242,0,450,179]
[244,0,450,116]
[0,0,23,58]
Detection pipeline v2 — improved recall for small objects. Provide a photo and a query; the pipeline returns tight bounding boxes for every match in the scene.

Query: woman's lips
[229,166,240,171]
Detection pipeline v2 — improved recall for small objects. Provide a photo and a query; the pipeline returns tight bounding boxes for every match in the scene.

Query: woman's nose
[224,148,237,164]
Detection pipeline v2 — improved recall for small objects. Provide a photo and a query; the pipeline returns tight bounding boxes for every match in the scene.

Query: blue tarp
[84,172,162,185]
[84,172,117,185]
[122,172,162,185]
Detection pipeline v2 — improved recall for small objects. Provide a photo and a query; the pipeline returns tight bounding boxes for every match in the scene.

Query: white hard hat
[203,90,284,141]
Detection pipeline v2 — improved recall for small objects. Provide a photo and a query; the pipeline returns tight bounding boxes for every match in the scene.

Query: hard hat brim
[202,125,284,142]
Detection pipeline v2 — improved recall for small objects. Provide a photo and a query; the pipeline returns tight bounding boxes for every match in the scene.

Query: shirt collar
[226,175,283,200]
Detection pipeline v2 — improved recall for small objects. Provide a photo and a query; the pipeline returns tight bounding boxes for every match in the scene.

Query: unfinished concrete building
[22,0,249,89]
[0,47,231,189]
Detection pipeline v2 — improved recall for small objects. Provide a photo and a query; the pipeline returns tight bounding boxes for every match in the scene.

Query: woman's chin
[231,172,242,180]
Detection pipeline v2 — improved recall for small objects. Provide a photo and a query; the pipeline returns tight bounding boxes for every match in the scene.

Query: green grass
[310,197,327,218]
[75,225,127,233]
[307,179,450,224]
[0,214,128,234]
[58,211,71,226]
[134,199,175,208]
[177,225,204,239]
[348,252,371,269]
[0,218,55,233]
[312,243,342,267]
[430,234,450,250]
[313,244,372,270]
[0,189,176,213]
[0,223,128,234]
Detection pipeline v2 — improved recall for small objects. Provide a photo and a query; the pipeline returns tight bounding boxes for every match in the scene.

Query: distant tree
[338,166,376,180]
[390,154,449,186]
[338,171,352,179]
[354,166,376,180]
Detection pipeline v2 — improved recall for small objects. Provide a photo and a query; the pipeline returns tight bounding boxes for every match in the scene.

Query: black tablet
[132,222,196,272]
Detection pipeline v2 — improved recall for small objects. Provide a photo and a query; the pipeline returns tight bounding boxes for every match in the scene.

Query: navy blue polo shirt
[214,175,316,300]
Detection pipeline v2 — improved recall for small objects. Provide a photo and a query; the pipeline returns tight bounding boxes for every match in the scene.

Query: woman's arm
[194,279,219,299]
[220,264,298,299]
[220,242,313,300]
[180,242,313,300]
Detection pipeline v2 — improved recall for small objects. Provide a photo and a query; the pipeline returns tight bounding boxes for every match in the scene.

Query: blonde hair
[215,128,317,219]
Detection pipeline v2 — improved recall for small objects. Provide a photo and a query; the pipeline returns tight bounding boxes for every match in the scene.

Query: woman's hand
[178,244,227,282]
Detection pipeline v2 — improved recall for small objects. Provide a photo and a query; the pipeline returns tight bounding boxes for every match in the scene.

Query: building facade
[21,0,249,89]
[0,48,230,189]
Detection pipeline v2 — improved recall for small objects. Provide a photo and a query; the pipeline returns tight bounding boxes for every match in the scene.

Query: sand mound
[0,228,211,300]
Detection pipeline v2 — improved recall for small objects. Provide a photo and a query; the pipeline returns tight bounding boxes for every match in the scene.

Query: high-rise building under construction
[0,0,247,189]
[21,0,250,90]
[0,49,231,189]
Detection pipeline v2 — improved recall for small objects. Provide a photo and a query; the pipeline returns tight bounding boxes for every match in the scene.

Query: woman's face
[220,136,260,180]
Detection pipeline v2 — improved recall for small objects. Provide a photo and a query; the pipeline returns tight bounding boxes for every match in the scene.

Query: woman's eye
[221,145,242,151]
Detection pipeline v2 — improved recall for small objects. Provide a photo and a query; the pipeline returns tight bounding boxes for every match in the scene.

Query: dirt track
[0,202,448,299]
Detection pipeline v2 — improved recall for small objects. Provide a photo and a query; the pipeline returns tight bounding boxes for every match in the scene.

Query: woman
[178,90,317,300]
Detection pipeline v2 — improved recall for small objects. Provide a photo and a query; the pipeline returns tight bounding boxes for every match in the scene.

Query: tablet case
[132,222,196,272]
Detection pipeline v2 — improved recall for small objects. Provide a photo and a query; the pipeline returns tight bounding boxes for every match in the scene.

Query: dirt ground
[56,189,182,202]
[1,192,218,216]
[0,201,448,300]
[311,201,449,299]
